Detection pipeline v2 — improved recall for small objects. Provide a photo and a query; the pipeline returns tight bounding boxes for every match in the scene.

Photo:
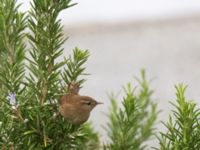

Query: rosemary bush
[104,70,158,150]
[1,0,200,150]
[155,85,200,150]
[0,0,98,149]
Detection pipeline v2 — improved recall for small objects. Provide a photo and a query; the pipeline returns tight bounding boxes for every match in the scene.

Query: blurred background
[19,0,200,147]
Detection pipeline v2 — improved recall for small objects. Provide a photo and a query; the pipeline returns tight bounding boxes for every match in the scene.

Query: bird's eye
[81,100,93,106]
[85,101,91,105]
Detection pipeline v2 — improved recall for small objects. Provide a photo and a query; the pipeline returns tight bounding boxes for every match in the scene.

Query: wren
[59,94,102,124]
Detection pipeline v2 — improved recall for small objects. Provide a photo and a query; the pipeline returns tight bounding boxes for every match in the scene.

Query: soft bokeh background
[19,0,200,147]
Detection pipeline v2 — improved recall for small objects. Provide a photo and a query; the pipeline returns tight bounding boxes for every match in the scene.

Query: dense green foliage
[0,0,98,149]
[155,85,200,150]
[0,0,26,101]
[104,70,157,150]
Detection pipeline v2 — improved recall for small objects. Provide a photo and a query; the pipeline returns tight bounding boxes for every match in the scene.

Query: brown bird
[59,94,102,124]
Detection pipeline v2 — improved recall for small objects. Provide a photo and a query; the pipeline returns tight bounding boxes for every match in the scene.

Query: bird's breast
[59,103,90,124]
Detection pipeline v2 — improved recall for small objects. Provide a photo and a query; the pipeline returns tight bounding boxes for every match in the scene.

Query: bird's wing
[59,94,71,105]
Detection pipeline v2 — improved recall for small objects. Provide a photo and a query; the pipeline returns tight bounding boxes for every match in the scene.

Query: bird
[58,94,102,124]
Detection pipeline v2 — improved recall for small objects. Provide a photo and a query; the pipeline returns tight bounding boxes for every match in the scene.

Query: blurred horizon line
[64,13,200,33]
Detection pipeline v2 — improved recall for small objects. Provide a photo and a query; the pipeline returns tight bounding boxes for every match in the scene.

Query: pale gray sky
[18,0,200,23]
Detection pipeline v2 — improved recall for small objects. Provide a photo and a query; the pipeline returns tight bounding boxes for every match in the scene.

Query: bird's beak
[96,101,103,105]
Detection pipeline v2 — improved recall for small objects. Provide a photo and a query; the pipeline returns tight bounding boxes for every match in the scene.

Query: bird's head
[78,96,103,112]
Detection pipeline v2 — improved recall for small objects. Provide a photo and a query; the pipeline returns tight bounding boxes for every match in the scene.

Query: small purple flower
[7,92,17,106]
